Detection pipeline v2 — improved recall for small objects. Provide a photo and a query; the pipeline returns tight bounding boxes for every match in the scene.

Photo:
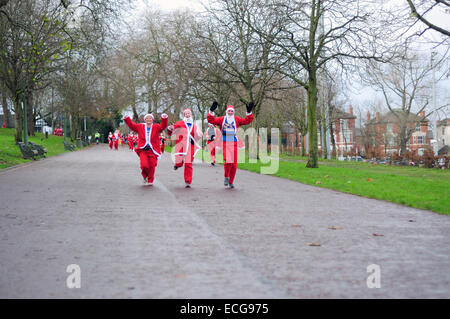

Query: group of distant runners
[120,101,254,188]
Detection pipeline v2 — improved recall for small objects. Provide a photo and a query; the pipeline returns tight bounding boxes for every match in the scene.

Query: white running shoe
[142,177,148,185]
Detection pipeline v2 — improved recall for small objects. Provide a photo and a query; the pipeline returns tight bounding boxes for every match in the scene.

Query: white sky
[132,0,205,12]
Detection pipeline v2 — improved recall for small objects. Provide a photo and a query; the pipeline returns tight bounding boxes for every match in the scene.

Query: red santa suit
[127,134,135,150]
[113,131,120,150]
[123,114,168,184]
[207,105,253,186]
[205,125,221,165]
[108,133,113,149]
[160,135,166,153]
[167,109,202,186]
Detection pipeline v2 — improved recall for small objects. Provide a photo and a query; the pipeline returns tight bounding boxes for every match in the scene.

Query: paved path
[0,145,449,298]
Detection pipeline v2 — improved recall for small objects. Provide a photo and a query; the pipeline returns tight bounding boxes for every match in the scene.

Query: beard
[226,114,235,123]
[184,116,193,124]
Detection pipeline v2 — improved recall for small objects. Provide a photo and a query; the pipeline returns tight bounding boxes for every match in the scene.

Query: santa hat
[226,105,235,112]
[183,108,192,114]
[144,113,154,120]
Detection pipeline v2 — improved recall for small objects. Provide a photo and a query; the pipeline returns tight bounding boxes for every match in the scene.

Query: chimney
[349,105,353,115]
[376,112,380,123]
[366,111,370,122]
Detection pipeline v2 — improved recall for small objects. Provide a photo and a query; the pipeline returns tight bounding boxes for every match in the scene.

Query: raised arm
[207,101,224,126]
[159,113,168,132]
[123,116,140,132]
[236,102,254,126]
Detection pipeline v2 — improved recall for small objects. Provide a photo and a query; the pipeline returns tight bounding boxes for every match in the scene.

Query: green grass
[193,146,450,215]
[0,128,75,169]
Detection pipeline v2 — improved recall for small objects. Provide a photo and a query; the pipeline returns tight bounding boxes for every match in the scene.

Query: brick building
[281,105,357,156]
[436,118,450,154]
[363,109,431,157]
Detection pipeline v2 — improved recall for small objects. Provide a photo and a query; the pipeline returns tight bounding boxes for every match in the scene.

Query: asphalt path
[0,144,449,298]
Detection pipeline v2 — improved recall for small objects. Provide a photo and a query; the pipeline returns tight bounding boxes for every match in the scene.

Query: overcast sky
[123,0,449,122]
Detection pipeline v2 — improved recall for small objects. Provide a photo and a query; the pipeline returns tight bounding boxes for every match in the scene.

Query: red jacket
[167,120,202,156]
[123,115,168,157]
[207,112,253,148]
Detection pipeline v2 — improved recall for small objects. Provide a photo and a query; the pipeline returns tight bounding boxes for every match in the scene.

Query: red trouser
[207,140,216,163]
[114,140,119,150]
[139,151,158,183]
[109,141,113,149]
[175,149,195,184]
[223,141,238,184]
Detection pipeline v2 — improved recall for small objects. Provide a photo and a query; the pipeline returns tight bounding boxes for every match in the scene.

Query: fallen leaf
[372,233,384,237]
[291,224,302,228]
[315,181,322,185]
[328,226,344,230]
[408,220,416,222]
[366,178,373,182]
[324,175,329,178]
[307,243,321,247]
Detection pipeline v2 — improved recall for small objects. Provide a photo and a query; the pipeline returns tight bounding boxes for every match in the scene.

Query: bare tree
[247,0,395,168]
[405,0,450,37]
[199,0,282,121]
[362,43,449,154]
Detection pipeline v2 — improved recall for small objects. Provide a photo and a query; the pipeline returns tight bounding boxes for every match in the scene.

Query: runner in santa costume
[205,123,221,166]
[159,132,166,154]
[108,132,113,149]
[207,101,254,188]
[123,113,168,185]
[167,108,203,188]
[127,132,135,151]
[113,130,121,150]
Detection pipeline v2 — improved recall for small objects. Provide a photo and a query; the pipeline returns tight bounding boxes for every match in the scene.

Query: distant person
[108,132,113,149]
[94,132,100,144]
[160,132,166,154]
[127,132,135,151]
[205,123,221,166]
[113,130,121,150]
[123,113,168,186]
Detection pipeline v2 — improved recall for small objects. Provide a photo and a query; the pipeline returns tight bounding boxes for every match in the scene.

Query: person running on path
[207,101,254,188]
[113,130,121,150]
[205,123,221,166]
[160,132,166,154]
[108,132,113,149]
[167,108,202,188]
[94,132,100,144]
[123,113,168,186]
[127,132,135,151]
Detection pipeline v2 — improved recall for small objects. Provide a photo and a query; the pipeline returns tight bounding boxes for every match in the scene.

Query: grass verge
[0,128,74,169]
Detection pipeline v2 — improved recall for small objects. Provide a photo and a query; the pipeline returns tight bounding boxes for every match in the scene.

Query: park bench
[63,140,76,151]
[29,142,47,157]
[17,142,39,160]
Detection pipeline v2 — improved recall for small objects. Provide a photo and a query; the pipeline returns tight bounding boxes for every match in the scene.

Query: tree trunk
[26,89,34,136]
[1,89,11,128]
[13,96,23,143]
[322,105,328,159]
[329,121,336,159]
[306,72,319,168]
